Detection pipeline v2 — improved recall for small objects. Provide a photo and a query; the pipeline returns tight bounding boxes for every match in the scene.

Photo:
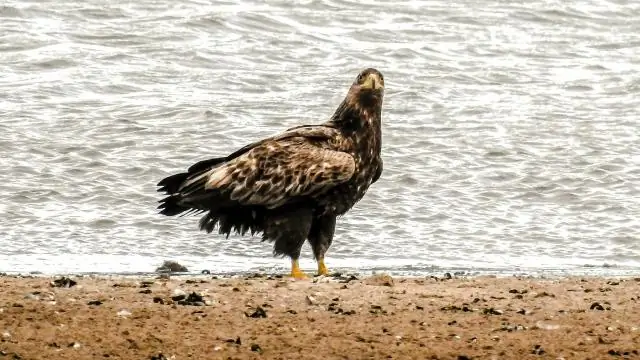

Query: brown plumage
[157,68,385,278]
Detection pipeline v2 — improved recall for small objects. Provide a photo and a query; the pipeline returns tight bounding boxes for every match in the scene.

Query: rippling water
[1,0,639,276]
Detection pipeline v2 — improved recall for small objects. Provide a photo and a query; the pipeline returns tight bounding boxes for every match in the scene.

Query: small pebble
[306,295,316,305]
[245,306,267,318]
[117,309,132,317]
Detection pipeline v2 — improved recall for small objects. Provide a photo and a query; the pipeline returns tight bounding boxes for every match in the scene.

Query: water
[1,0,639,277]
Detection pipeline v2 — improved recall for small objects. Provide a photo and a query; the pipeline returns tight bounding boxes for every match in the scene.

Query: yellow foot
[317,259,329,276]
[289,260,308,280]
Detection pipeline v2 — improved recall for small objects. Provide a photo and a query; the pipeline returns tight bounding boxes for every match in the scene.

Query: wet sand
[1,273,639,360]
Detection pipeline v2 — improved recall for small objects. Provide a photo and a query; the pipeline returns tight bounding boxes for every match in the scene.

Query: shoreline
[1,273,639,359]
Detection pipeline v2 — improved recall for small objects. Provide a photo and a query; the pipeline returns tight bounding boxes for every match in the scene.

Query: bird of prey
[156,68,385,279]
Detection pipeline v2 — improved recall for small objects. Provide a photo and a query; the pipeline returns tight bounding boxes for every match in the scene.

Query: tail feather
[157,172,190,195]
[199,207,265,238]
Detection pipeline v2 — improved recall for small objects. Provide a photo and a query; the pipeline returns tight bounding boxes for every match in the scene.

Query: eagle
[156,68,385,279]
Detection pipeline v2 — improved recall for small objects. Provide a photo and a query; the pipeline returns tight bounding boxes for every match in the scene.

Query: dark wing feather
[157,124,353,215]
[185,140,355,209]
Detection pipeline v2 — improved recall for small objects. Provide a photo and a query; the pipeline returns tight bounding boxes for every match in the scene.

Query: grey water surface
[1,0,639,276]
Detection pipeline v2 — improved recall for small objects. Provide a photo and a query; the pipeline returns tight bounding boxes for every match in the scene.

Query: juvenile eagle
[157,68,385,279]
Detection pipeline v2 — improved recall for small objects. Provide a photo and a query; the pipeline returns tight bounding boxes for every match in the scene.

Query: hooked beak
[360,73,384,90]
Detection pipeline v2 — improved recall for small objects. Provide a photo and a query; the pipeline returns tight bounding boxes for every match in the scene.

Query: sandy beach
[1,272,639,360]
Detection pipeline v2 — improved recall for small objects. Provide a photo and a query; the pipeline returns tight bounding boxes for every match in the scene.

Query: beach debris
[457,355,472,360]
[535,321,560,330]
[172,288,187,298]
[245,306,267,318]
[531,345,545,355]
[87,300,103,306]
[117,309,132,317]
[153,297,164,304]
[225,337,242,345]
[441,304,473,312]
[286,309,297,314]
[533,291,554,298]
[336,274,358,284]
[606,280,620,286]
[250,344,262,353]
[326,302,356,315]
[482,307,503,316]
[305,295,317,305]
[369,305,387,315]
[69,342,81,349]
[2,331,10,339]
[516,308,527,315]
[443,272,453,280]
[494,322,527,332]
[364,274,394,287]
[51,277,77,288]
[140,281,155,288]
[201,269,211,274]
[172,292,205,306]
[150,353,169,360]
[155,260,188,273]
[112,282,135,288]
[509,289,528,294]
[590,302,609,311]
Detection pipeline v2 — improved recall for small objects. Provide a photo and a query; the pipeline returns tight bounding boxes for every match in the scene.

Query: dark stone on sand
[441,305,473,312]
[152,297,164,304]
[155,261,188,273]
[534,292,554,298]
[150,353,168,360]
[457,355,472,360]
[443,273,453,280]
[482,308,503,315]
[531,345,545,355]
[171,294,186,301]
[87,300,103,306]
[516,309,527,315]
[590,302,606,311]
[226,337,241,345]
[606,280,620,286]
[246,306,267,318]
[286,309,297,314]
[201,270,210,274]
[176,292,205,306]
[139,289,152,294]
[51,277,77,288]
[250,344,262,353]
[232,287,240,292]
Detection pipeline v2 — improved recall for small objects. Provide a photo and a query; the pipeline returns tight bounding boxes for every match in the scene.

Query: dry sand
[1,272,639,360]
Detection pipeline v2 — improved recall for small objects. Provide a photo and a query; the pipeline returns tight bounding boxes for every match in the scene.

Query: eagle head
[350,68,384,107]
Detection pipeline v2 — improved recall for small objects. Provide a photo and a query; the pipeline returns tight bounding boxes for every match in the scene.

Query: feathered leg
[308,215,336,276]
[263,207,314,279]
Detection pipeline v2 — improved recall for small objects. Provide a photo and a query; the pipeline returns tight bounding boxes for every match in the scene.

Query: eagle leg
[290,259,308,279]
[263,206,314,280]
[308,215,337,276]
